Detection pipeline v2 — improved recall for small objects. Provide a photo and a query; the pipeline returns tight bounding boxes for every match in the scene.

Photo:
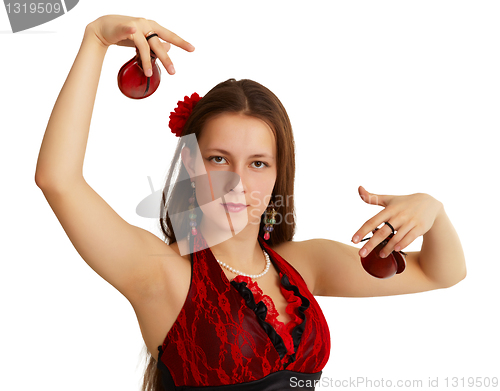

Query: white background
[1,1,499,390]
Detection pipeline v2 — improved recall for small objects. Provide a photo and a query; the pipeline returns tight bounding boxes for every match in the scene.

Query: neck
[199,218,266,275]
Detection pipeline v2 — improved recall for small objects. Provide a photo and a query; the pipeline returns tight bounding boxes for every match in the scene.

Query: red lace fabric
[157,232,331,387]
[232,274,304,359]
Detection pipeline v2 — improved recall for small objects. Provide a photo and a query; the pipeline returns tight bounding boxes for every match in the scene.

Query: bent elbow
[441,269,467,289]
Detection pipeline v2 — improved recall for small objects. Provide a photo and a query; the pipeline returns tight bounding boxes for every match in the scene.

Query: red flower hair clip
[168,92,202,137]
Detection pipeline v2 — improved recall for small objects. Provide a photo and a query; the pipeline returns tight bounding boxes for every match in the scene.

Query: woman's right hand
[87,14,195,75]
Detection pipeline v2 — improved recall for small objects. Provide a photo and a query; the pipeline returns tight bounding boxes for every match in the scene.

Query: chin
[199,204,250,236]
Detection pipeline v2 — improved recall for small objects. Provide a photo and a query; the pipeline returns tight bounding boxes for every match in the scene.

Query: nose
[227,166,246,194]
[230,175,245,193]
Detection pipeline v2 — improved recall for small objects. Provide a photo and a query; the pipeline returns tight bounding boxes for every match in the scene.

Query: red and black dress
[157,231,331,390]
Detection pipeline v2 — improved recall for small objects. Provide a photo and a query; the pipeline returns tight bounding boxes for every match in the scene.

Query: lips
[220,202,249,213]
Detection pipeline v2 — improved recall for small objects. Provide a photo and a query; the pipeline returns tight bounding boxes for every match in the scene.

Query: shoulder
[269,239,319,295]
[270,238,353,296]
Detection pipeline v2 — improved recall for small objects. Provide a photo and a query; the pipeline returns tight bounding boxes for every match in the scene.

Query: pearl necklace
[216,249,271,279]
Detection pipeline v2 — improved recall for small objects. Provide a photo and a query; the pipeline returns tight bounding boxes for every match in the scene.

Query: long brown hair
[141,78,297,390]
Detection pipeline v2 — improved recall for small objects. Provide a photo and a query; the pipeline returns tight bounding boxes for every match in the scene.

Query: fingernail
[145,68,152,77]
[168,64,175,74]
[395,245,401,252]
[379,251,386,258]
[352,235,359,243]
[360,248,367,257]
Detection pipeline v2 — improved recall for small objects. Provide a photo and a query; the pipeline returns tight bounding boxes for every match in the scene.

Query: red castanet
[117,47,161,99]
[360,230,407,279]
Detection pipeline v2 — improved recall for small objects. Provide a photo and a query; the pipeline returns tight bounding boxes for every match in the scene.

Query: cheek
[249,183,274,209]
[195,157,207,174]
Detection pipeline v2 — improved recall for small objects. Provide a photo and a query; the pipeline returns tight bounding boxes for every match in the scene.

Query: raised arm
[310,187,466,297]
[34,15,195,303]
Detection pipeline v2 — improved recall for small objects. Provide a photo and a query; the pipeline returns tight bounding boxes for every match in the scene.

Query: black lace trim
[281,273,310,364]
[230,272,310,367]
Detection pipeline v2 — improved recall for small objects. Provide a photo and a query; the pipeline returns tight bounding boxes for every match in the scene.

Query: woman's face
[182,112,277,238]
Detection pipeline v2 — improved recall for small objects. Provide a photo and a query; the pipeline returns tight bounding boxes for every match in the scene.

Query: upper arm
[36,177,175,302]
[307,238,445,297]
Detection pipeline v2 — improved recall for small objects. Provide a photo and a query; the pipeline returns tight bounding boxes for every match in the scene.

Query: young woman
[35,14,467,391]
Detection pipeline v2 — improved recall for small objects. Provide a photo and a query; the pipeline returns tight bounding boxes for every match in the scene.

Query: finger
[112,24,137,47]
[141,39,170,54]
[160,41,172,52]
[148,20,195,52]
[390,226,420,254]
[135,33,154,77]
[113,23,135,37]
[358,185,391,207]
[352,209,390,244]
[147,35,175,75]
[119,24,136,38]
[358,223,394,258]
[379,222,411,258]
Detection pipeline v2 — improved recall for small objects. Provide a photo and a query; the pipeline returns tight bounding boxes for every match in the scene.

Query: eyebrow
[205,148,275,160]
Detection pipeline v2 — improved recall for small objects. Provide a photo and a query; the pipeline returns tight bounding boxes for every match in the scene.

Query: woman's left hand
[351,186,444,258]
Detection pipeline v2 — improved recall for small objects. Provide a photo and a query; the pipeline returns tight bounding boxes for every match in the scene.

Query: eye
[207,156,269,169]
[208,156,227,165]
[251,161,269,169]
